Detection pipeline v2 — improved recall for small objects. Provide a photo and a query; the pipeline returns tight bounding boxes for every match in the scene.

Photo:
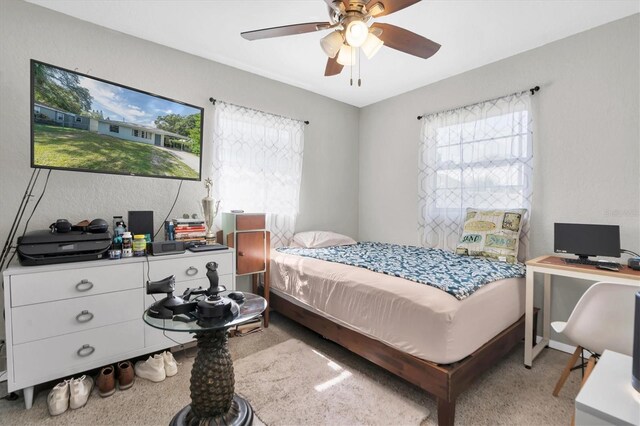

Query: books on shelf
[174,226,206,232]
[174,218,205,225]
[164,219,207,242]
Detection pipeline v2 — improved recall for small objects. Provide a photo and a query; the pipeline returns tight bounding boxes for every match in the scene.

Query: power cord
[621,249,640,257]
[153,180,183,240]
[0,170,53,289]
[0,169,41,273]
[20,170,52,238]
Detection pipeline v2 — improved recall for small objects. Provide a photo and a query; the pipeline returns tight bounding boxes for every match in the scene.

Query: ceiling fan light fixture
[368,2,385,16]
[336,44,354,66]
[345,20,368,47]
[320,31,343,58]
[361,32,384,59]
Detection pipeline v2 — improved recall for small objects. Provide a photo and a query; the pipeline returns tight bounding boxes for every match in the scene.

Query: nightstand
[219,212,271,326]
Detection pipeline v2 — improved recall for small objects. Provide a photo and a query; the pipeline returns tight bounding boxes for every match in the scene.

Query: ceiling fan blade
[241,22,331,41]
[324,56,344,76]
[371,23,440,59]
[366,0,420,17]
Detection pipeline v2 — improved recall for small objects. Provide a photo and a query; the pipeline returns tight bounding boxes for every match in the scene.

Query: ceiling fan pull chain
[350,48,354,86]
[358,47,362,87]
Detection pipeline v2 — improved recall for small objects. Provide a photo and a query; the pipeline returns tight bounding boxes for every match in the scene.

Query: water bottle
[167,221,175,241]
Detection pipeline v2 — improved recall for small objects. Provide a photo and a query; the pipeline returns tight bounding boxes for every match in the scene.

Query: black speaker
[128,211,154,241]
[633,291,640,393]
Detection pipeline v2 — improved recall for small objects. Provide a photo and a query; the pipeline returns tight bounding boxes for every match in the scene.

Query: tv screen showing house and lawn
[30,60,203,180]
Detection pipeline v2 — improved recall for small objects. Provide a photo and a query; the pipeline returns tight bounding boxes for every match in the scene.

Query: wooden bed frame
[268,290,536,426]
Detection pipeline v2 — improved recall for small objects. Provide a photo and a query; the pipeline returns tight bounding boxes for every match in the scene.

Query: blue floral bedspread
[276,242,526,300]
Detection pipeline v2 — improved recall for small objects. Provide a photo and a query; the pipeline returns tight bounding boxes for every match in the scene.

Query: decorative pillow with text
[456,208,526,263]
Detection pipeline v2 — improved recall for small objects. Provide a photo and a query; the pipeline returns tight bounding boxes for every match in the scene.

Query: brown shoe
[96,366,116,397]
[117,361,135,390]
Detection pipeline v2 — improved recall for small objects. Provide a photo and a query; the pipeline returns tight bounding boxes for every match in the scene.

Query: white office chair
[552,281,639,397]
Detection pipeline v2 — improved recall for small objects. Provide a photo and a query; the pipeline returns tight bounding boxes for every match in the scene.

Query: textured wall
[0,0,360,247]
[0,0,359,336]
[359,14,640,344]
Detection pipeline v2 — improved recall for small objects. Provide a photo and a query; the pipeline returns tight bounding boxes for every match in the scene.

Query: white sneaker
[162,351,178,377]
[135,354,166,382]
[69,375,93,410]
[47,380,70,416]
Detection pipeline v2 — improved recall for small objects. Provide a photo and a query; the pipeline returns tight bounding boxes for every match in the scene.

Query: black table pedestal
[169,395,253,426]
[170,329,253,426]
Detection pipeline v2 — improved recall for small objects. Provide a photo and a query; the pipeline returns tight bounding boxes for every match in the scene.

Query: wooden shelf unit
[219,212,271,326]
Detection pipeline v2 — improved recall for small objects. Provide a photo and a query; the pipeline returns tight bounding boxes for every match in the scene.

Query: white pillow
[291,231,357,249]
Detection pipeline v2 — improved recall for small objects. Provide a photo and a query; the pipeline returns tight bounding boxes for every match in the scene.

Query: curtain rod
[416,85,540,120]
[209,98,309,125]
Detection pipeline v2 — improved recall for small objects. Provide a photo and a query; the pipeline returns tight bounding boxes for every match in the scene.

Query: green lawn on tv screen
[33,124,198,179]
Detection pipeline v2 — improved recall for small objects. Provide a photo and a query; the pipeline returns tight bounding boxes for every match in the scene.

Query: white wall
[0,0,360,245]
[0,0,359,336]
[359,14,640,342]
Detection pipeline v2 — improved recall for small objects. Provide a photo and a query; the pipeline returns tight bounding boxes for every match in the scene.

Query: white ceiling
[26,0,639,107]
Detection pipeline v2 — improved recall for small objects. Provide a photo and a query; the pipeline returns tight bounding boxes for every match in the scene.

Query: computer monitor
[554,223,621,260]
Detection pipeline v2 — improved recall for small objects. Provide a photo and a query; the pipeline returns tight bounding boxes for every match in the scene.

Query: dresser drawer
[10,262,143,307]
[236,214,265,231]
[12,288,142,345]
[147,253,233,283]
[13,319,143,386]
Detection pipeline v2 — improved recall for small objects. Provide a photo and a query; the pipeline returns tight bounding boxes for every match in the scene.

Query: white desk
[575,350,640,425]
[524,255,640,367]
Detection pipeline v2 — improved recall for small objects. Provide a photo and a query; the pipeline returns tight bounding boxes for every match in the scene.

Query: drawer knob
[75,279,94,292]
[76,344,95,357]
[186,266,198,276]
[238,251,245,257]
[75,310,94,323]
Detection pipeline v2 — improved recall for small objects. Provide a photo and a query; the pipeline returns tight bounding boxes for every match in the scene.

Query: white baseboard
[536,336,592,358]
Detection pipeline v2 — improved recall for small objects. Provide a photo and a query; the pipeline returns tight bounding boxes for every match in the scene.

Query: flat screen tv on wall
[31,60,203,181]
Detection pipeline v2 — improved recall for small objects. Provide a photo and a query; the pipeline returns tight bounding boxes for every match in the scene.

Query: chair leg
[553,345,582,397]
[580,356,596,388]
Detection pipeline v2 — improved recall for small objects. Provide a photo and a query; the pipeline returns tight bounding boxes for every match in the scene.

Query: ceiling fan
[241,0,441,82]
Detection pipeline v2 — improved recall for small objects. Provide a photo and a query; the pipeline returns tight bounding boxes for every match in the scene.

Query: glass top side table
[143,292,267,426]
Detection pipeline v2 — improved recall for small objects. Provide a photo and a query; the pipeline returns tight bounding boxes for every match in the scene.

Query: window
[418,92,533,258]
[109,124,119,133]
[132,129,151,139]
[212,102,305,247]
[75,117,82,123]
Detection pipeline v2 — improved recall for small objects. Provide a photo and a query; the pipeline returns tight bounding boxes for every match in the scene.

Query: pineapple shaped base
[170,329,253,426]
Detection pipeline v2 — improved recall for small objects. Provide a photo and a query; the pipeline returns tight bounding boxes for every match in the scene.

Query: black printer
[17,230,111,266]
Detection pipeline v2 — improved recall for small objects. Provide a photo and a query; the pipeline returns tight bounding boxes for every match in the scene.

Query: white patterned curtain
[212,102,305,247]
[418,92,533,260]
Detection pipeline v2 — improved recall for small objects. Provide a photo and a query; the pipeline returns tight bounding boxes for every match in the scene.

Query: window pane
[436,169,462,189]
[437,145,461,165]
[462,135,527,163]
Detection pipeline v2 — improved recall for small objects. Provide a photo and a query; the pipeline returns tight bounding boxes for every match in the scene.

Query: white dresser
[2,249,235,409]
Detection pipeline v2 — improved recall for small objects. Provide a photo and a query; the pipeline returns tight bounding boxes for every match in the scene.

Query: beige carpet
[0,312,581,425]
[235,339,429,425]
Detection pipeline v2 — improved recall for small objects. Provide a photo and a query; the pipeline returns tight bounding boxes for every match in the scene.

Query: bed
[267,241,532,426]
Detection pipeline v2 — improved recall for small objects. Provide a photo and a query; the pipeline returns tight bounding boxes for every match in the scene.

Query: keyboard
[564,258,620,268]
